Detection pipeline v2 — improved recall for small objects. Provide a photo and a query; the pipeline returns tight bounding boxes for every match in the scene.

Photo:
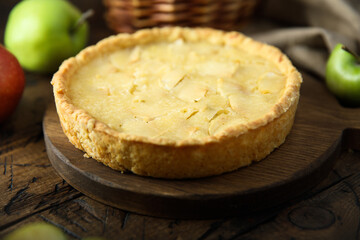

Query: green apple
[3,222,68,240]
[325,43,360,107]
[4,0,89,74]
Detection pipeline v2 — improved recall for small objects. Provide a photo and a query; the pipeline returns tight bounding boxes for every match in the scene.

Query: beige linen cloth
[243,0,360,77]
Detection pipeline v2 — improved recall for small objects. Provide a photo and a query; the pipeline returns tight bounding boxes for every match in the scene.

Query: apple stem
[72,9,94,32]
[341,45,360,63]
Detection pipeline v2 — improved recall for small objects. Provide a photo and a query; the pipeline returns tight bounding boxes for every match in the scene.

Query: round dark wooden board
[43,72,360,219]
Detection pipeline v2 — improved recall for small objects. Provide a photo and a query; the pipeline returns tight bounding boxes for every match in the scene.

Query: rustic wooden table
[1,1,360,239]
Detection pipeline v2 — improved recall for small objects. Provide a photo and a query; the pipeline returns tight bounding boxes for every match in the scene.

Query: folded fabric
[244,0,360,77]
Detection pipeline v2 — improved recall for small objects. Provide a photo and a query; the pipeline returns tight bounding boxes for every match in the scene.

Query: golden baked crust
[51,27,302,179]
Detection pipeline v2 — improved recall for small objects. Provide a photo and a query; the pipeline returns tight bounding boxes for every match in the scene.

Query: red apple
[0,45,25,123]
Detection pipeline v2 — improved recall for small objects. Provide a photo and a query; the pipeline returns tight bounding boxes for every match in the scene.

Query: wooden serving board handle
[43,72,360,219]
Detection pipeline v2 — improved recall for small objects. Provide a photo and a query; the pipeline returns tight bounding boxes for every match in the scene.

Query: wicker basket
[103,0,261,33]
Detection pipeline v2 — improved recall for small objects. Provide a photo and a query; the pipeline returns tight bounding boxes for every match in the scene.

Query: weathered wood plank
[2,148,360,240]
[234,150,360,240]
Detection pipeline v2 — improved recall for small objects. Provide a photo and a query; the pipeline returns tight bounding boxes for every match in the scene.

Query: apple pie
[51,27,302,179]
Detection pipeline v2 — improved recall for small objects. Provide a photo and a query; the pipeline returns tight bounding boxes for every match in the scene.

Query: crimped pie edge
[51,27,302,179]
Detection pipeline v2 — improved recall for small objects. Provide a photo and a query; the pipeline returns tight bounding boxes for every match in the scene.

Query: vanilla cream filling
[68,40,286,141]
